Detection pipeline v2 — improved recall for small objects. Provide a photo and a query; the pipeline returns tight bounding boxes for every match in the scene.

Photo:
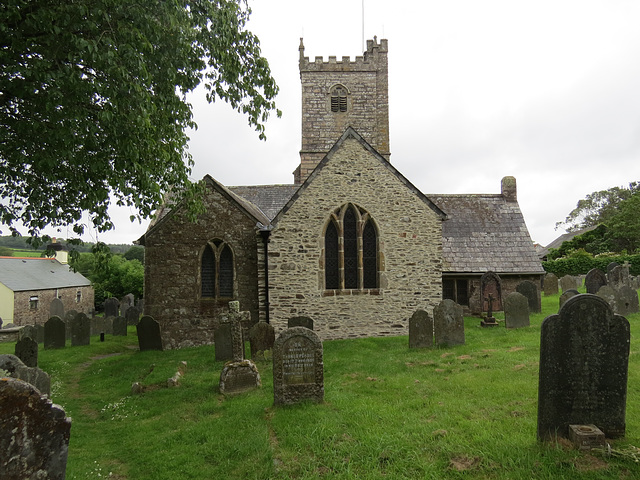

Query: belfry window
[324,204,378,290]
[201,240,234,299]
[330,85,348,113]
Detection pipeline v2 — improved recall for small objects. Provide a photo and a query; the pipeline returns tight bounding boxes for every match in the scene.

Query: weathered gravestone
[596,286,618,313]
[104,297,119,318]
[559,275,577,293]
[504,292,530,329]
[0,377,71,480]
[617,286,639,316]
[136,316,163,351]
[70,313,90,347]
[585,268,608,295]
[44,316,65,350]
[125,306,141,326]
[249,321,275,359]
[288,316,314,330]
[215,302,250,361]
[559,289,579,310]
[409,309,433,348]
[607,261,620,276]
[434,299,465,347]
[273,326,324,406]
[102,316,115,335]
[18,325,37,342]
[113,316,127,336]
[15,336,38,368]
[63,309,78,340]
[120,293,135,318]
[0,354,51,396]
[516,280,541,313]
[50,297,65,319]
[214,324,234,362]
[481,271,502,312]
[543,273,559,296]
[608,264,629,290]
[537,294,630,441]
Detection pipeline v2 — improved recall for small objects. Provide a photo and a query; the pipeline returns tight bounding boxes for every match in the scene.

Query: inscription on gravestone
[434,299,465,347]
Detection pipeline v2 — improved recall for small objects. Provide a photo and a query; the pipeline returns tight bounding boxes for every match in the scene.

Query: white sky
[33,0,640,246]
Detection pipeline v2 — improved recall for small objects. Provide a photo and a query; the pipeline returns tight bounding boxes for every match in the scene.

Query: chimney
[501,176,517,202]
[47,239,69,264]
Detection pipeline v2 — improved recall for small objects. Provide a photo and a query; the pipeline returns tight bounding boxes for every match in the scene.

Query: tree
[1,0,279,244]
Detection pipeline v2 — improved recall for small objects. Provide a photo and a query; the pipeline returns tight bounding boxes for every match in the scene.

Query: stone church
[139,38,544,349]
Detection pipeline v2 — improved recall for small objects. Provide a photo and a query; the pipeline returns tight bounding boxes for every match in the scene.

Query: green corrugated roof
[0,257,91,292]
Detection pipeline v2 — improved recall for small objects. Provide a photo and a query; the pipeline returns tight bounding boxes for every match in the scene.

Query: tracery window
[324,204,378,290]
[330,85,348,113]
[201,240,234,299]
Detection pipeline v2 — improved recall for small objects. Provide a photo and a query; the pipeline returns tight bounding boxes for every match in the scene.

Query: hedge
[542,253,640,277]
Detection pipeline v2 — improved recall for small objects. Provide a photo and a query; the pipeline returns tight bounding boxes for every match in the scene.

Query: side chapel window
[330,85,348,113]
[324,204,378,290]
[201,240,234,299]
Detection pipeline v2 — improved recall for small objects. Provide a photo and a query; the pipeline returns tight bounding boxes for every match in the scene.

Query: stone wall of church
[268,136,443,340]
[143,183,261,349]
[12,286,94,326]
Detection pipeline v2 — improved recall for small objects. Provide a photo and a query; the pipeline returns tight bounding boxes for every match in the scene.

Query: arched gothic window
[324,204,378,290]
[201,239,234,299]
[330,85,348,113]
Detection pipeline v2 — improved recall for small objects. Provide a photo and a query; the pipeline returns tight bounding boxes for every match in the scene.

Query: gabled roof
[228,185,299,221]
[0,257,91,292]
[272,127,447,225]
[536,225,599,259]
[429,194,544,274]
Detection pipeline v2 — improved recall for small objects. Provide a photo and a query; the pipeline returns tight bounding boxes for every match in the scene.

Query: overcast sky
[39,0,640,246]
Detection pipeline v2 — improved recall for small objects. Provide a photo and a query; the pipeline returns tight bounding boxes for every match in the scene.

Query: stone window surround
[199,239,236,302]
[321,203,381,294]
[29,295,39,310]
[328,84,350,113]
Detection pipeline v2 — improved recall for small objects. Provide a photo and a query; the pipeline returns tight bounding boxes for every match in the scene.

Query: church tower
[294,37,390,184]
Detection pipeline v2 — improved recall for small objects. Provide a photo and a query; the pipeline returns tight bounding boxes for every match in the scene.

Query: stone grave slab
[44,316,65,350]
[136,316,163,351]
[0,354,51,396]
[113,316,127,336]
[249,321,275,359]
[288,316,314,330]
[15,336,38,368]
[434,299,464,347]
[104,297,119,318]
[559,289,580,310]
[50,297,65,319]
[543,273,558,296]
[409,309,433,348]
[585,268,607,295]
[504,292,530,329]
[219,360,261,395]
[70,313,90,347]
[516,280,541,313]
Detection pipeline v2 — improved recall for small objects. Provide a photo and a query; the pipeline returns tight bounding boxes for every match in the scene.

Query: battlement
[299,37,388,72]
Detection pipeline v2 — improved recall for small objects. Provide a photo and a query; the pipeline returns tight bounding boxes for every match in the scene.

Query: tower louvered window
[324,204,378,290]
[201,240,234,299]
[330,85,348,112]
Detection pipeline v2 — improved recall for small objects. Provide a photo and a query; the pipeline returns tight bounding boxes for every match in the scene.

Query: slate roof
[536,225,598,259]
[0,257,91,292]
[228,184,299,221]
[429,194,544,275]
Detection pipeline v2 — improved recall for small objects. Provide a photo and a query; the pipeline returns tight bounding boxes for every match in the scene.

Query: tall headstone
[516,280,541,313]
[408,309,433,348]
[480,271,502,311]
[559,275,577,293]
[136,315,163,351]
[104,297,119,318]
[63,309,78,341]
[543,273,559,296]
[433,299,465,347]
[214,323,234,362]
[537,294,629,441]
[585,268,607,295]
[113,316,127,336]
[288,316,314,330]
[0,377,71,480]
[596,286,618,313]
[44,316,65,350]
[249,321,276,359]
[273,327,324,406]
[125,306,141,326]
[50,297,65,319]
[559,289,579,310]
[504,292,530,329]
[15,336,38,368]
[608,265,628,290]
[70,313,90,347]
[616,286,639,316]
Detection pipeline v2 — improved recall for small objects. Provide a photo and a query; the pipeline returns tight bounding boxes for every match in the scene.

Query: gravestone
[64,309,78,340]
[273,326,324,406]
[19,324,37,342]
[537,294,629,441]
[102,316,115,335]
[504,292,530,329]
[136,315,163,351]
[585,268,607,295]
[214,323,234,362]
[607,261,620,276]
[480,271,502,311]
[559,289,579,310]
[125,306,141,326]
[543,273,559,296]
[104,297,119,318]
[50,297,65,319]
[0,354,51,395]
[608,265,628,290]
[559,275,577,293]
[120,293,135,318]
[15,336,38,368]
[288,316,314,330]
[44,316,65,350]
[113,316,127,336]
[596,285,618,313]
[433,299,465,347]
[0,377,71,480]
[70,313,90,347]
[516,280,541,313]
[249,321,276,359]
[617,286,639,316]
[409,309,433,348]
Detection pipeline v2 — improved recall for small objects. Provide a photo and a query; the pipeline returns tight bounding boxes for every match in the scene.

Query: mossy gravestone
[273,327,323,406]
[70,313,90,347]
[409,309,433,349]
[136,316,163,351]
[537,294,630,441]
[44,316,65,350]
[434,300,465,347]
[504,292,530,329]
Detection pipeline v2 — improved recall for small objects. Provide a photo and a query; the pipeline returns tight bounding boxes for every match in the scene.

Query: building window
[442,278,469,306]
[324,204,378,290]
[201,240,234,299]
[29,296,39,310]
[330,85,348,113]
[76,290,82,303]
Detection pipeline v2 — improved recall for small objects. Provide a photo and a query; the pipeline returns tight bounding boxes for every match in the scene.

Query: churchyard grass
[2,290,640,479]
